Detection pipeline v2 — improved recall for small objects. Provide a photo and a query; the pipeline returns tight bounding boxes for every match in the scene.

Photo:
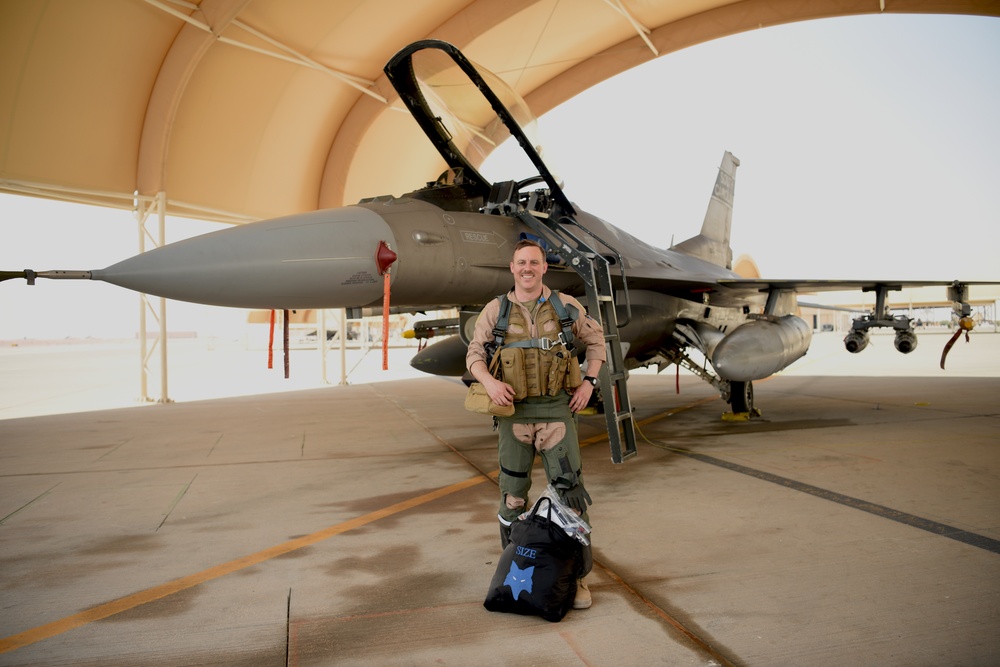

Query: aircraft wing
[717,278,999,293]
[712,278,1000,313]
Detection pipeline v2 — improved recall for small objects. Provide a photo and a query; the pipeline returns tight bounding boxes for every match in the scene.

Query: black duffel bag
[483,496,584,622]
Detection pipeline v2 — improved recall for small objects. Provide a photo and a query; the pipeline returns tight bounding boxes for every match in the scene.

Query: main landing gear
[655,344,760,419]
[726,380,755,414]
[720,379,757,417]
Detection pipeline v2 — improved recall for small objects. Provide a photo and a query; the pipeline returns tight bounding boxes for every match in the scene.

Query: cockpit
[384,40,572,221]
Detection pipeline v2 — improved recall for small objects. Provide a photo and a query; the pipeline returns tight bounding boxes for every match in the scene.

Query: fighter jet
[2,40,991,462]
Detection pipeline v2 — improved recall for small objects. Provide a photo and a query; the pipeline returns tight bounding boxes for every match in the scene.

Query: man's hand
[484,375,516,406]
[470,359,515,406]
[569,381,594,413]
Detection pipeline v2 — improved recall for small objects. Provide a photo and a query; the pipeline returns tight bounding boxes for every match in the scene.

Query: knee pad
[504,493,526,511]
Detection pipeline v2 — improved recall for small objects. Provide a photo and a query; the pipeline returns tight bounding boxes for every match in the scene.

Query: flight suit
[466,285,606,567]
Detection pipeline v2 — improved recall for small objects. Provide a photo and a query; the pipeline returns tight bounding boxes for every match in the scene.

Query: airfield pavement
[0,330,998,665]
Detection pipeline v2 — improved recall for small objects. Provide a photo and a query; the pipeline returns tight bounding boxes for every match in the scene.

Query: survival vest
[488,292,583,398]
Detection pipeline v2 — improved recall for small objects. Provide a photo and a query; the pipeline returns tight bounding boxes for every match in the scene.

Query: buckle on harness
[537,333,569,352]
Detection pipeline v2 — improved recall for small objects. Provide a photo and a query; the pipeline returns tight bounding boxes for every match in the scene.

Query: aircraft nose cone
[94,206,397,309]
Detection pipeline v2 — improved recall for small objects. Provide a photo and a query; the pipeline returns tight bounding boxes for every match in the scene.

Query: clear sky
[2,12,998,339]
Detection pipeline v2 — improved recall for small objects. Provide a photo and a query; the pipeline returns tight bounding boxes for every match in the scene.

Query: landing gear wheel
[730,381,754,413]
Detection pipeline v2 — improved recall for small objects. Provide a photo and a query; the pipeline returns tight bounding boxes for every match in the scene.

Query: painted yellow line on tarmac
[0,475,488,655]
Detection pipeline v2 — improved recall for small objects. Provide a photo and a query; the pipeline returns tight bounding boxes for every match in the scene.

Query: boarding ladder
[511,209,638,463]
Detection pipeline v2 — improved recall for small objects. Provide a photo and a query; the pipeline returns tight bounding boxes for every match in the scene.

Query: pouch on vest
[565,355,582,390]
[546,352,569,397]
[500,347,528,401]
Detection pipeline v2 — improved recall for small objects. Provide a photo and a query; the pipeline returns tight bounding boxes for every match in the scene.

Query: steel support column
[135,192,172,404]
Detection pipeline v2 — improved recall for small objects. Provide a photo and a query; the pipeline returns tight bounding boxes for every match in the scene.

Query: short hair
[511,239,545,261]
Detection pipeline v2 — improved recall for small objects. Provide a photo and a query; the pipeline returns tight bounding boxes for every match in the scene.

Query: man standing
[466,239,606,610]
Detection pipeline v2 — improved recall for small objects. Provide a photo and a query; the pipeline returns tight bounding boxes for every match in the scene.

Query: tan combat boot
[573,576,592,609]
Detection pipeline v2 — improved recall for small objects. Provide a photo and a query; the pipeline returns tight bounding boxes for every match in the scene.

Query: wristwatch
[583,376,598,387]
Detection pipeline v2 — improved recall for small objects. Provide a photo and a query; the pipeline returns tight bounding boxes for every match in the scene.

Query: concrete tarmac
[1,332,998,665]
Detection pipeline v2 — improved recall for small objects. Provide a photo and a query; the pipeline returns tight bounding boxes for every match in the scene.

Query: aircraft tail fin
[671,151,740,268]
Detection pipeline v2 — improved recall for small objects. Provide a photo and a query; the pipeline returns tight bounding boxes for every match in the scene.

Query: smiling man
[467,239,606,610]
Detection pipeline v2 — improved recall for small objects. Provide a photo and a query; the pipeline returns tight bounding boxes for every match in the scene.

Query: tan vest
[499,298,582,399]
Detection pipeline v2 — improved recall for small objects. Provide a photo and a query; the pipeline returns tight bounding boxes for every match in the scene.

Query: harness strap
[491,291,577,354]
[546,293,576,351]
[503,338,564,351]
[485,294,513,367]
[492,294,513,348]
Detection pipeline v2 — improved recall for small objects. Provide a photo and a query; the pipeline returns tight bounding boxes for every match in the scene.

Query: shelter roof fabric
[2,0,996,224]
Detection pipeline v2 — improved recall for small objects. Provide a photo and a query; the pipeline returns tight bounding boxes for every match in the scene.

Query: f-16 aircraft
[2,40,991,462]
